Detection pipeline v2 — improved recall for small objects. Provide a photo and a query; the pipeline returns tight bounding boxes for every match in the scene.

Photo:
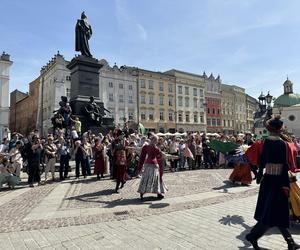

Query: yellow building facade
[138,69,176,132]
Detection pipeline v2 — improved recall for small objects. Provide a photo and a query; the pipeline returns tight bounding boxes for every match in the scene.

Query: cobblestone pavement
[0,169,299,249]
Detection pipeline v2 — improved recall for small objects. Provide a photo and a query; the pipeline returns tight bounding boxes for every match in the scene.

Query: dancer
[245,116,300,250]
[115,149,127,193]
[227,139,252,185]
[136,134,167,200]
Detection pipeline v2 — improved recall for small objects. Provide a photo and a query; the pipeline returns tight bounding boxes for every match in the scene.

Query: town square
[1,1,300,249]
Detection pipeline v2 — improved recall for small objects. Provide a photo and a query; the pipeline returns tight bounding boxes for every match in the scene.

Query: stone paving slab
[0,169,298,249]
[1,195,299,250]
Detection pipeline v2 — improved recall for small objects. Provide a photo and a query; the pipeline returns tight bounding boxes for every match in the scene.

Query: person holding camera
[57,136,71,181]
[44,136,57,182]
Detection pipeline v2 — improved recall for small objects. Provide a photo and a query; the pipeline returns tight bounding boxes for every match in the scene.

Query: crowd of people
[2,115,300,249]
[0,122,300,192]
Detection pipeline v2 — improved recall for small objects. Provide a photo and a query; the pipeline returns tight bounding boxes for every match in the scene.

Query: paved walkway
[0,169,299,249]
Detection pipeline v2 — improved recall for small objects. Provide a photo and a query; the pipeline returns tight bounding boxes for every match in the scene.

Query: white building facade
[37,52,71,135]
[99,60,138,126]
[0,52,12,141]
[165,70,206,132]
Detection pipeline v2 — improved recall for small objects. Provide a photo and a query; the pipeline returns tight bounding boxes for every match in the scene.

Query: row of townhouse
[9,52,258,135]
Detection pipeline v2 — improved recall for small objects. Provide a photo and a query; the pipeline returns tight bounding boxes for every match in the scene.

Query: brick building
[9,77,40,134]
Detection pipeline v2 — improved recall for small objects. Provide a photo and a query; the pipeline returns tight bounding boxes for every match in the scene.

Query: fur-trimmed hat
[266,115,283,133]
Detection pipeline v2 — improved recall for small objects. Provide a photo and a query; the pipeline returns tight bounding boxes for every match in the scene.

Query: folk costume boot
[245,234,261,250]
[278,227,300,250]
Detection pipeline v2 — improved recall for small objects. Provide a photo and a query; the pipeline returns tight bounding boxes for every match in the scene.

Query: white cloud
[114,0,147,41]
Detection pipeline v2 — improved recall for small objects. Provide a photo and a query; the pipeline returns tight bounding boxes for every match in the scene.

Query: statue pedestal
[67,56,114,135]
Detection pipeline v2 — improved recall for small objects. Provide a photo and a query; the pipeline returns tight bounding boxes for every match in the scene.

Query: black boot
[287,238,300,250]
[279,227,300,250]
[140,193,144,201]
[245,234,261,250]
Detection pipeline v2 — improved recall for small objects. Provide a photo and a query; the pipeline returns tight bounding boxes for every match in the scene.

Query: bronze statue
[75,11,92,57]
[85,96,111,125]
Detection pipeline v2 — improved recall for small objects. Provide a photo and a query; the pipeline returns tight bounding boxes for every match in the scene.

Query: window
[185,113,190,122]
[119,95,124,103]
[200,113,204,123]
[149,112,154,120]
[128,112,134,121]
[149,95,154,104]
[159,111,164,121]
[207,108,210,114]
[178,86,182,94]
[212,119,216,126]
[109,82,113,88]
[193,99,197,108]
[199,99,204,108]
[217,109,220,114]
[168,97,173,106]
[119,83,123,89]
[178,97,183,107]
[66,76,71,81]
[66,88,70,98]
[128,96,133,104]
[169,112,173,121]
[199,89,204,97]
[178,113,183,122]
[207,118,211,126]
[148,80,154,89]
[140,79,145,88]
[212,108,215,114]
[185,86,189,95]
[119,110,125,121]
[185,97,189,107]
[228,120,231,127]
[193,88,197,96]
[159,96,164,105]
[128,85,133,90]
[223,120,226,127]
[194,113,198,123]
[141,112,146,120]
[109,93,114,102]
[159,82,164,91]
[168,84,173,93]
[217,119,221,126]
[141,95,145,104]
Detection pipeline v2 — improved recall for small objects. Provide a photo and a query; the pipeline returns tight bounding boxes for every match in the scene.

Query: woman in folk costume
[245,116,300,250]
[136,134,167,200]
[111,129,125,179]
[227,139,252,185]
[115,149,127,193]
[93,138,105,180]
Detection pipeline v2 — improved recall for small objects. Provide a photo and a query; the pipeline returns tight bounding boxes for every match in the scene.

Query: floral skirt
[137,164,167,194]
[229,164,252,185]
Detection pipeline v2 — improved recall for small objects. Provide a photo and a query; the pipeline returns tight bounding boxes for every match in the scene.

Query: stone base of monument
[67,55,115,135]
[70,95,115,135]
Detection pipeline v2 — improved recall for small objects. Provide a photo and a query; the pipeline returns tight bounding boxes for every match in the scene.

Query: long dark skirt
[254,174,290,228]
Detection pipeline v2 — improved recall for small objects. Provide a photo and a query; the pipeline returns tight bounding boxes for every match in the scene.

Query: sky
[1,0,300,99]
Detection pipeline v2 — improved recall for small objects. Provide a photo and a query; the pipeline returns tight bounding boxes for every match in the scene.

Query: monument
[67,12,114,134]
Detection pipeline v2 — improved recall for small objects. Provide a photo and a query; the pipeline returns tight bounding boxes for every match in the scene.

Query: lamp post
[265,91,273,122]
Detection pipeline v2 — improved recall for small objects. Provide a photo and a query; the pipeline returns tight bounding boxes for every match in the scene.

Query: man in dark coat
[75,12,92,57]
[246,116,300,250]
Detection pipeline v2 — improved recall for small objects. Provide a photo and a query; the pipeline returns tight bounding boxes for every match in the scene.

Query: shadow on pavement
[213,180,242,193]
[66,189,170,209]
[218,215,300,249]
